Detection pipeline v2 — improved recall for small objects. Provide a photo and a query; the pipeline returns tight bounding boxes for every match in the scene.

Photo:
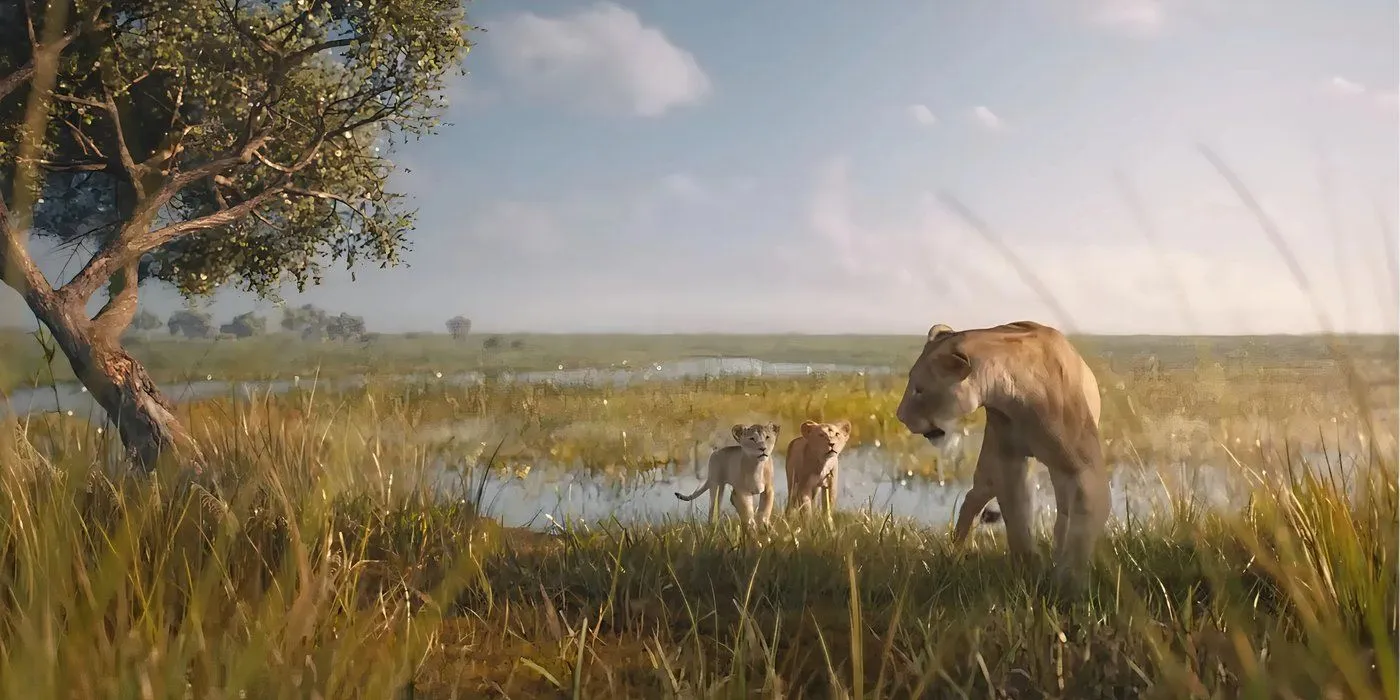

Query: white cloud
[971,105,1004,130]
[1087,0,1165,35]
[488,2,711,117]
[1329,75,1368,96]
[796,157,1386,335]
[907,104,938,127]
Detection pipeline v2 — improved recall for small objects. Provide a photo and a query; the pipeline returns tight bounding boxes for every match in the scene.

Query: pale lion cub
[675,423,780,528]
[784,419,851,517]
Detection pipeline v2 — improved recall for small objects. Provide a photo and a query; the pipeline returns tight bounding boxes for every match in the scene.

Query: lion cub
[784,419,851,517]
[675,423,780,528]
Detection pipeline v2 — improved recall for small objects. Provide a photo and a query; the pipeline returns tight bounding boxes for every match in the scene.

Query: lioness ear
[927,323,955,343]
[800,420,819,437]
[768,422,780,435]
[835,419,852,436]
[731,424,744,442]
[940,351,973,379]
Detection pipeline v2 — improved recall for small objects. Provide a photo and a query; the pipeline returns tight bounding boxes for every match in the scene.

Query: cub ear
[939,351,973,379]
[800,420,820,437]
[731,424,744,442]
[768,422,780,435]
[834,419,852,436]
[926,323,956,343]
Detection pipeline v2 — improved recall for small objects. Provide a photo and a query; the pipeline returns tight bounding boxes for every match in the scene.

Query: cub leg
[730,488,756,530]
[756,487,775,526]
[709,483,724,523]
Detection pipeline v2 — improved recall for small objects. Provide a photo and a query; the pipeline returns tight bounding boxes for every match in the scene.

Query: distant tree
[446,315,472,340]
[220,312,267,339]
[131,310,163,335]
[510,339,525,350]
[325,313,366,341]
[167,310,212,339]
[0,0,474,467]
[281,304,329,335]
[482,335,501,349]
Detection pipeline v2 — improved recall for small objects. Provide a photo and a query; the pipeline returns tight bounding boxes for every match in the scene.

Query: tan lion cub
[675,423,779,528]
[784,419,851,517]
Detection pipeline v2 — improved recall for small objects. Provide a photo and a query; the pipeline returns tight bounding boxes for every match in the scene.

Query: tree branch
[0,195,58,305]
[101,82,146,197]
[0,61,37,103]
[60,134,273,301]
[0,17,92,102]
[284,185,379,229]
[89,261,140,340]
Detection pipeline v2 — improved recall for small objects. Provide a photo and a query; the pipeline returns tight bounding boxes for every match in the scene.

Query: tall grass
[0,376,1394,698]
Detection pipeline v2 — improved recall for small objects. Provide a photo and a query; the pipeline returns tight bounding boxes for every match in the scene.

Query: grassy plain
[0,330,1396,698]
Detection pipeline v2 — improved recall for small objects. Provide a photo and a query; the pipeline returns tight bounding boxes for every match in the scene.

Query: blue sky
[4,0,1398,334]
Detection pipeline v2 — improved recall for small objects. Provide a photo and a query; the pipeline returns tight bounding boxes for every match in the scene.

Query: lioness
[675,423,780,528]
[784,419,852,517]
[895,321,1108,588]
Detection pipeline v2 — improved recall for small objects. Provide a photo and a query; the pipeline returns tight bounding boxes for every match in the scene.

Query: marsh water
[443,445,1278,535]
[3,356,1368,534]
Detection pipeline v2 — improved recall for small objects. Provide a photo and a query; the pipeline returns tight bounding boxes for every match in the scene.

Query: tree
[0,0,473,468]
[220,311,265,338]
[325,312,364,341]
[130,309,162,334]
[280,303,327,335]
[445,314,470,340]
[167,309,211,339]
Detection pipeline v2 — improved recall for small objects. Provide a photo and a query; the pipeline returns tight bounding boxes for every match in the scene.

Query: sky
[3,0,1398,335]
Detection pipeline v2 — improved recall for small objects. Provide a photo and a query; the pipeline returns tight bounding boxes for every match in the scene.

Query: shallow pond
[440,445,1352,535]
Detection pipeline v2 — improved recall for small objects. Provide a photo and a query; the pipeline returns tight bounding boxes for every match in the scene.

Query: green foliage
[445,314,470,340]
[219,310,265,338]
[166,308,211,338]
[325,311,365,340]
[0,0,476,298]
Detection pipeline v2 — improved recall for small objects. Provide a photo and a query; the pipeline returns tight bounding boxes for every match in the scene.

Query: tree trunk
[25,290,200,471]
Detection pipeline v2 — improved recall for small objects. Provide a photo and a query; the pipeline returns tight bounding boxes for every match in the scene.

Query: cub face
[800,419,851,458]
[895,324,982,448]
[732,422,780,459]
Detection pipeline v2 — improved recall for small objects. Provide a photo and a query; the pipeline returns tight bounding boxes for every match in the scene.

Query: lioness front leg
[952,483,996,545]
[1050,471,1071,557]
[1052,467,1110,589]
[972,418,1033,559]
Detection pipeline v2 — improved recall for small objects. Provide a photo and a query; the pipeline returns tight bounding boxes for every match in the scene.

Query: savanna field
[0,331,1395,699]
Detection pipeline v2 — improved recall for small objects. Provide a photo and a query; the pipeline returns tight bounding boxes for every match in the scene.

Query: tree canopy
[1,0,473,305]
[0,0,475,468]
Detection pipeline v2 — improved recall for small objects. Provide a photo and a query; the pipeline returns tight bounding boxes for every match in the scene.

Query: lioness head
[731,423,780,459]
[801,419,851,459]
[895,324,982,447]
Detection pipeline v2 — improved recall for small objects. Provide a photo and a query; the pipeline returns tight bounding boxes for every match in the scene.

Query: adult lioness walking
[895,321,1108,589]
